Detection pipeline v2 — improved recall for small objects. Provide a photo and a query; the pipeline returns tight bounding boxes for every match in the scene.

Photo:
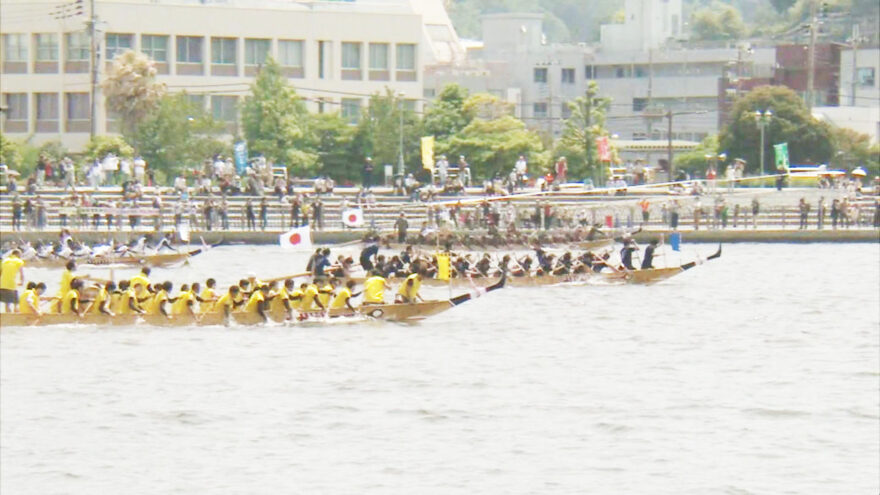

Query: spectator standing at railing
[35,196,47,230]
[289,194,301,227]
[830,199,840,229]
[35,155,48,187]
[669,200,680,230]
[102,153,119,186]
[363,157,374,189]
[219,197,229,231]
[259,198,268,231]
[458,156,471,187]
[514,155,527,190]
[61,157,76,190]
[555,157,568,185]
[173,200,183,229]
[153,196,164,232]
[133,156,146,184]
[817,197,826,230]
[243,199,254,231]
[119,157,131,185]
[203,199,214,232]
[798,198,810,230]
[59,198,69,228]
[11,195,22,231]
[751,198,760,229]
[312,198,324,231]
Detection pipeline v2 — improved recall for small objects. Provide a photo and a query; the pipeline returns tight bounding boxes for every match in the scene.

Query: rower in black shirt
[641,239,658,270]
[620,239,637,270]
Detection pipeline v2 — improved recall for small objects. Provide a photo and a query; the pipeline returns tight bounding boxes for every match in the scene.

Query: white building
[838,47,879,108]
[599,0,684,52]
[0,0,458,150]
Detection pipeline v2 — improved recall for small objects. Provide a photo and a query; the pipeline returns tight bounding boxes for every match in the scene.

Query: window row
[2,92,90,133]
[533,67,577,84]
[2,33,417,79]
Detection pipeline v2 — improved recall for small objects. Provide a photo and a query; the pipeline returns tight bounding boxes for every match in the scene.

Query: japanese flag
[280,225,312,250]
[342,208,364,227]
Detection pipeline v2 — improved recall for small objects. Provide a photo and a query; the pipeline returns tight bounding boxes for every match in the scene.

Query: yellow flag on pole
[436,252,450,281]
[421,136,435,172]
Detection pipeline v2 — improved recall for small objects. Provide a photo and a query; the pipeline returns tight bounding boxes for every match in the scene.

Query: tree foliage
[312,112,358,182]
[690,3,747,41]
[422,84,472,142]
[447,113,547,180]
[555,82,612,184]
[673,135,720,173]
[129,93,227,177]
[0,132,23,170]
[719,85,834,172]
[831,127,880,175]
[83,135,134,161]
[354,89,422,174]
[102,50,166,136]
[240,58,317,175]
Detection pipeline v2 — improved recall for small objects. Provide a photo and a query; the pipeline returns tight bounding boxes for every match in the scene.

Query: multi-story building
[0,0,461,150]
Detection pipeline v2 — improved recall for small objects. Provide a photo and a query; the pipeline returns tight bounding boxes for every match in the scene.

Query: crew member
[395,272,423,304]
[86,281,115,316]
[214,285,240,320]
[1,249,26,312]
[146,281,173,318]
[18,282,45,316]
[60,278,84,316]
[641,240,659,270]
[171,284,197,318]
[330,280,357,311]
[363,270,390,305]
[244,284,271,322]
[199,278,218,313]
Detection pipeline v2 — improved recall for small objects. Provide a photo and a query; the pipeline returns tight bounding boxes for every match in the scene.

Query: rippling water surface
[2,243,878,494]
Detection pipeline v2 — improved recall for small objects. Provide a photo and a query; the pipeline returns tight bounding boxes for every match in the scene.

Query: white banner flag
[279,225,312,250]
[342,208,364,227]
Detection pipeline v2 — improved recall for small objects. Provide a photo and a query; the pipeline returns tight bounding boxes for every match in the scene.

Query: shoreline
[3,229,877,245]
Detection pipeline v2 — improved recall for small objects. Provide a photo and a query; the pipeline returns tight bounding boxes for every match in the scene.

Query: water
[2,243,878,494]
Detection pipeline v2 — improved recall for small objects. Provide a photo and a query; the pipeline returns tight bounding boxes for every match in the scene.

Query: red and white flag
[279,225,312,250]
[342,208,364,228]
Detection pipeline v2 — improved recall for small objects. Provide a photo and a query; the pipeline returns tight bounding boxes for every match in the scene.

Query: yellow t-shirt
[58,269,74,296]
[330,287,352,309]
[244,291,265,313]
[60,289,80,315]
[396,274,421,301]
[289,289,303,307]
[116,288,139,315]
[18,289,39,314]
[317,284,334,308]
[363,276,386,304]
[214,293,234,314]
[89,288,110,315]
[269,287,289,314]
[109,290,122,313]
[171,290,195,315]
[146,290,168,315]
[130,273,150,292]
[1,256,24,290]
[199,288,216,314]
[300,285,320,311]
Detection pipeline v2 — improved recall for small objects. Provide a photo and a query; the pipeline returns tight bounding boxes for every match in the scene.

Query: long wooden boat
[0,277,505,328]
[22,249,203,269]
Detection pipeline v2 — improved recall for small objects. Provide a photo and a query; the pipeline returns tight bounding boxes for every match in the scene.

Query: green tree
[354,89,422,175]
[690,3,746,41]
[673,135,720,174]
[83,135,134,162]
[719,85,834,172]
[129,93,227,179]
[311,112,359,182]
[831,127,880,175]
[555,81,611,184]
[447,113,547,181]
[102,50,166,137]
[422,83,472,143]
[240,58,317,175]
[0,132,23,170]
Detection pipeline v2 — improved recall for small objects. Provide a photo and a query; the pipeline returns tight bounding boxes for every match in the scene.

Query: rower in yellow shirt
[171,283,197,318]
[130,267,151,294]
[146,281,172,317]
[395,272,423,304]
[330,280,357,311]
[363,271,391,305]
[60,279,84,316]
[300,280,324,312]
[1,249,26,312]
[18,282,46,316]
[317,278,336,308]
[198,278,218,314]
[85,281,115,316]
[244,284,271,322]
[116,280,145,315]
[269,279,295,320]
[214,285,240,320]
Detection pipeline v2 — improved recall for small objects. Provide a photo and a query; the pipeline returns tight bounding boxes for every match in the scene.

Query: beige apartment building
[0,0,460,150]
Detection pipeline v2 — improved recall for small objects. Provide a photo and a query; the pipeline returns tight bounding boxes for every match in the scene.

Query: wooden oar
[263,271,313,284]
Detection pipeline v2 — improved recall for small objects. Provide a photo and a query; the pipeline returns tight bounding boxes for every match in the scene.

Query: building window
[534,67,547,83]
[185,94,205,110]
[632,98,647,112]
[561,102,571,119]
[211,95,237,122]
[177,36,203,63]
[533,102,548,118]
[615,66,626,78]
[857,67,875,87]
[635,66,647,78]
[585,65,595,79]
[342,42,361,70]
[341,98,361,124]
[65,32,89,61]
[211,38,237,65]
[35,34,59,61]
[36,93,59,120]
[561,68,575,84]
[105,33,133,60]
[3,34,28,62]
[141,35,168,62]
[402,99,416,112]
[396,43,415,70]
[278,40,303,67]
[245,39,270,66]
[369,43,389,70]
[4,93,28,121]
[66,93,89,121]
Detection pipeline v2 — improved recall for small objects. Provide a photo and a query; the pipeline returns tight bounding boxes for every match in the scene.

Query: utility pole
[666,110,673,182]
[848,23,865,107]
[397,94,404,177]
[88,0,98,138]
[806,0,818,110]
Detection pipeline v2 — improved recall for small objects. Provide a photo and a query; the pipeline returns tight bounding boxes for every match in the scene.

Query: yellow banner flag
[436,252,450,281]
[421,136,435,172]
